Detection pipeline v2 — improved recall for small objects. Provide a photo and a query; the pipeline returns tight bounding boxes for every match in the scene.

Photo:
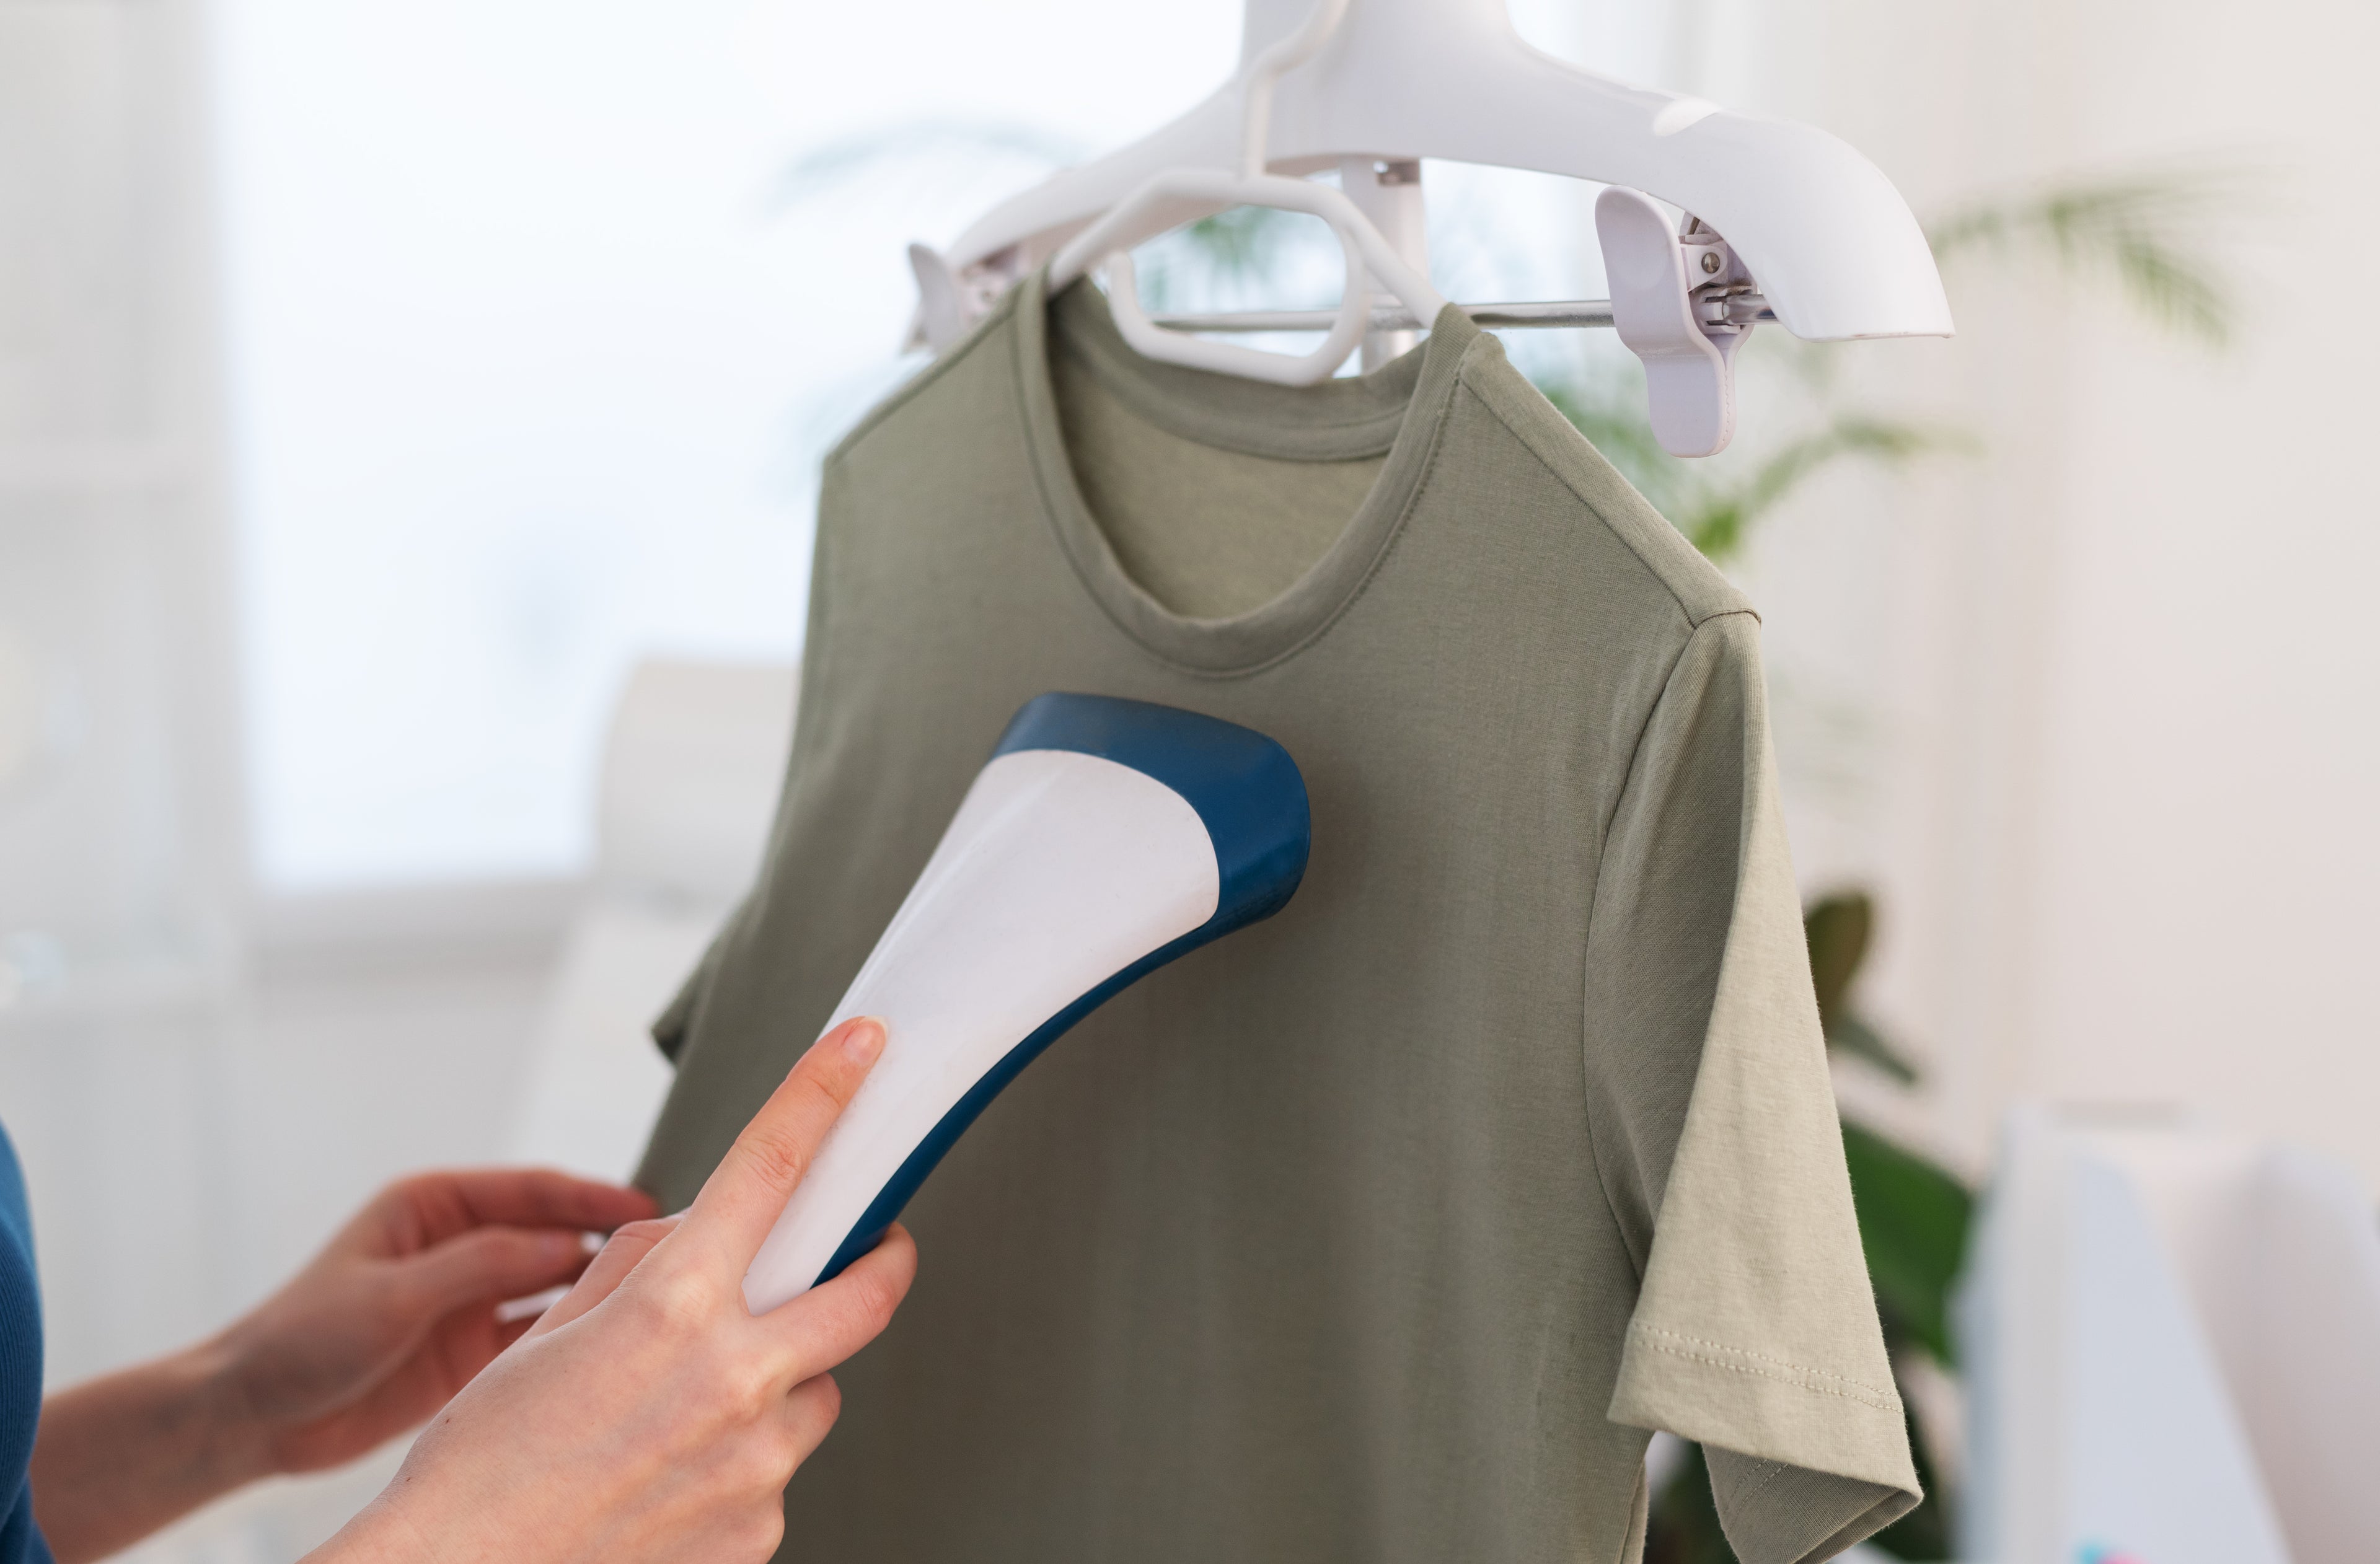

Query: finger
[378,1169,661,1250]
[529,1216,682,1337]
[780,1373,843,1473]
[672,1017,886,1276]
[401,1226,593,1321]
[757,1222,917,1386]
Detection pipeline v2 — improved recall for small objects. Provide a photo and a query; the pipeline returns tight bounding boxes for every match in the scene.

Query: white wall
[1688,0,2380,1191]
[0,0,253,1392]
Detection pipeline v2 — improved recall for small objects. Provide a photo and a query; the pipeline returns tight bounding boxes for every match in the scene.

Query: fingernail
[542,1232,578,1260]
[842,1017,886,1065]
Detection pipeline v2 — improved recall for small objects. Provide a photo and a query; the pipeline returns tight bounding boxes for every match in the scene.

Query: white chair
[507,659,796,1181]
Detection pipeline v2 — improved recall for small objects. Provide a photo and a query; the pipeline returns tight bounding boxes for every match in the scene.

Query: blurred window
[214,0,1238,889]
[216,0,1607,891]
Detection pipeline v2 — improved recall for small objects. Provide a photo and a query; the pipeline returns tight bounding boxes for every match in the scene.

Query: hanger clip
[1595,187,1756,458]
[904,244,1023,354]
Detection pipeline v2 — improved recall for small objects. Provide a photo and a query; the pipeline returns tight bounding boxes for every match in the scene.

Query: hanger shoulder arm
[941,7,1951,342]
[943,89,1245,276]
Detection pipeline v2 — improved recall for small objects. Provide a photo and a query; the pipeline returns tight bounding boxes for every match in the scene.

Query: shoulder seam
[1582,608,1758,942]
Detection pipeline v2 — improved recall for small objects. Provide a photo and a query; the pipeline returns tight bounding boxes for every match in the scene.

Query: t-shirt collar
[1014,266,1484,676]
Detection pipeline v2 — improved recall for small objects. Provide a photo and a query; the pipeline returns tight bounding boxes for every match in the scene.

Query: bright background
[216,0,1230,888]
[218,0,1611,889]
[0,0,2374,1557]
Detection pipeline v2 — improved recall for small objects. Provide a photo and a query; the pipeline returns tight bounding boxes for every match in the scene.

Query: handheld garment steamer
[739,693,1310,1314]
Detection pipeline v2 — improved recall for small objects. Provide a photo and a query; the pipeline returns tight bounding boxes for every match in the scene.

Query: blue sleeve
[0,1128,54,1564]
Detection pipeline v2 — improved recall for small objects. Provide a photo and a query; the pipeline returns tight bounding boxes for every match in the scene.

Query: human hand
[30,1169,653,1563]
[219,1167,657,1476]
[314,1017,917,1564]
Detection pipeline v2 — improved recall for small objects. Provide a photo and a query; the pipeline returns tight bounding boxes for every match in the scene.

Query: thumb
[399,1226,589,1320]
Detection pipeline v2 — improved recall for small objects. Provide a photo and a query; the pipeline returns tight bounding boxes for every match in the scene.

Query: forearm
[31,1336,275,1563]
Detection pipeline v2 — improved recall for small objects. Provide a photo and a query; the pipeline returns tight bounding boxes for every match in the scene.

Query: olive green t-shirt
[635,274,1920,1564]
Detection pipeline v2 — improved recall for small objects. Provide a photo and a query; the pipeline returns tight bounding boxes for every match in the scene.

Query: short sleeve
[1583,610,1919,1564]
[650,920,734,1065]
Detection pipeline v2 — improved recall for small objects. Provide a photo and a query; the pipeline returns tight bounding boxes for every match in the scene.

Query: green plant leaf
[1804,891,1874,1023]
[1643,1441,1735,1564]
[1679,419,1971,562]
[1533,374,1969,565]
[1805,892,1921,1083]
[1927,165,2259,348]
[1828,1013,1922,1086]
[1175,205,1303,283]
[1842,1122,1973,1366]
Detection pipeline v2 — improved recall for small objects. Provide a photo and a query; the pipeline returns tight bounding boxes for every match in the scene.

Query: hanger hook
[1238,0,1351,179]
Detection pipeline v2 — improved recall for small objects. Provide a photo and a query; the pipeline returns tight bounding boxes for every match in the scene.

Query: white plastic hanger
[918,0,1954,453]
[1044,0,1448,387]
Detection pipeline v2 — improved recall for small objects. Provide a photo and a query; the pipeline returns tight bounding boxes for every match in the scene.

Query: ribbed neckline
[1014,269,1483,676]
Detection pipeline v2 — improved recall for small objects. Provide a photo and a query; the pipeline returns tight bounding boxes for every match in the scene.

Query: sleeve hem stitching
[1629,1322,1901,1412]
